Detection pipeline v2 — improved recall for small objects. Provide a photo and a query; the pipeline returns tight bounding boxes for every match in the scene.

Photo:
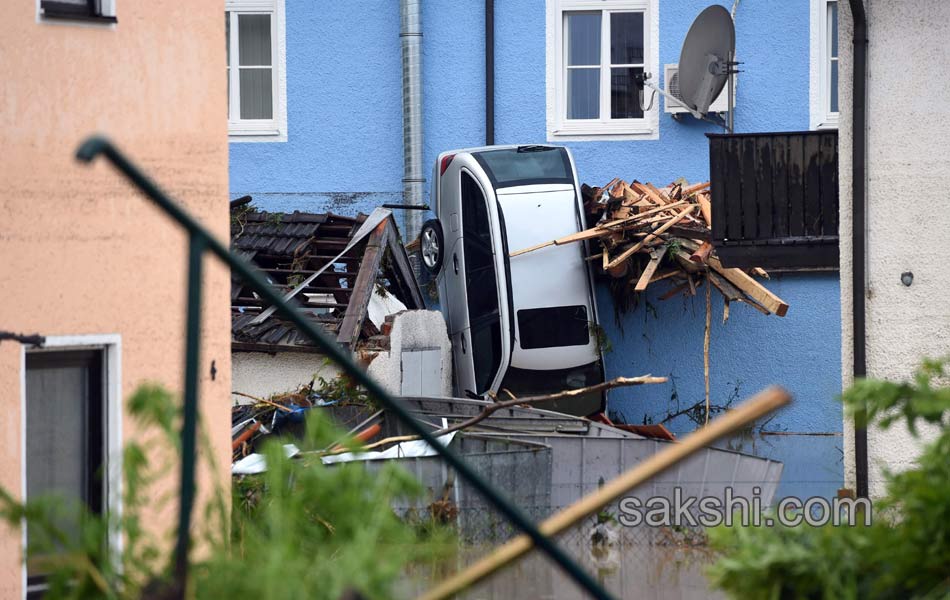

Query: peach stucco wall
[0,2,230,596]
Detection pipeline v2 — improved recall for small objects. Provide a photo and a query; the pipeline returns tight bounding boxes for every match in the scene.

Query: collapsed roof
[230,198,425,353]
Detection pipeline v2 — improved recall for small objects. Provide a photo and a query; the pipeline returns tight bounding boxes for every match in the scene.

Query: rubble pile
[512,178,788,318]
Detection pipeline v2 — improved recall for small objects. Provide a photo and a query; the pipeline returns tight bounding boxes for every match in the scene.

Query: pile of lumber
[511,178,788,318]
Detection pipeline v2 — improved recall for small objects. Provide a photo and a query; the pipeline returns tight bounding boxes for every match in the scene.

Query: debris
[431,375,667,437]
[320,432,457,465]
[232,444,301,475]
[510,179,789,317]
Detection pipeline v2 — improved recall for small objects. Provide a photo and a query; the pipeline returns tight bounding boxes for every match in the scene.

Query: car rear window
[473,146,573,188]
[517,305,590,349]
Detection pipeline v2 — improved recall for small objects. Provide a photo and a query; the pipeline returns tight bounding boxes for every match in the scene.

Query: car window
[461,171,502,391]
[473,146,573,188]
[517,305,590,349]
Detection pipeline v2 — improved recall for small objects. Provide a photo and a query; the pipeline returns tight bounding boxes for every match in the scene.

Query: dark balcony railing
[708,130,839,270]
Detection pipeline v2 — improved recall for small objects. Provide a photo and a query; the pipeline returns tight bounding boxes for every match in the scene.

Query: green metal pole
[76,136,613,600]
[173,233,206,591]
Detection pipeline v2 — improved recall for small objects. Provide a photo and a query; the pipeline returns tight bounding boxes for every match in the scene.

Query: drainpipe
[848,0,869,499]
[485,0,495,145]
[400,0,425,241]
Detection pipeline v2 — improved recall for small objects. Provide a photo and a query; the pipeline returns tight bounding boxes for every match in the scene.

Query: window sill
[547,118,658,141]
[229,128,285,143]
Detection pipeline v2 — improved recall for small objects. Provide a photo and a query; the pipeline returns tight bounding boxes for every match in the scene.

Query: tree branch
[431,375,667,436]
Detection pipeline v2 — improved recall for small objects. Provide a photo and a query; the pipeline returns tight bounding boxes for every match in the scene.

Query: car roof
[439,144,562,156]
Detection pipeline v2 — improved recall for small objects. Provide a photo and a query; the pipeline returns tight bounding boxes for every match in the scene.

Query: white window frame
[809,0,839,130]
[20,334,123,600]
[227,0,288,142]
[546,0,659,141]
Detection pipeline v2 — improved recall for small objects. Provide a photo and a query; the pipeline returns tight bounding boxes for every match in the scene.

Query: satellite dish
[677,5,735,114]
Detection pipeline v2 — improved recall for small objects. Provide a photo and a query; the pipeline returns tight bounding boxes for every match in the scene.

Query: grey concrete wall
[839,0,950,497]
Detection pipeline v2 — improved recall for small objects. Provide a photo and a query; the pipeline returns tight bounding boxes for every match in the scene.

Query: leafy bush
[1,384,453,599]
[706,358,950,600]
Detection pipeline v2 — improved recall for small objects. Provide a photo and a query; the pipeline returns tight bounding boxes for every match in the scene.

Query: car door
[457,169,504,396]
[439,160,467,337]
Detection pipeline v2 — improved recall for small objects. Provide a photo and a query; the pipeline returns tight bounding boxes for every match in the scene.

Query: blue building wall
[229,0,842,500]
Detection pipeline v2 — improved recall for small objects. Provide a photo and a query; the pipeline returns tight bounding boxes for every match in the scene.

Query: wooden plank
[803,133,822,236]
[697,192,712,228]
[681,181,710,197]
[755,136,774,240]
[771,134,790,238]
[708,271,770,315]
[605,207,695,269]
[707,255,789,316]
[740,136,758,239]
[336,222,388,349]
[709,138,727,240]
[820,132,839,236]
[787,134,805,237]
[383,221,426,309]
[634,250,663,291]
[725,137,743,240]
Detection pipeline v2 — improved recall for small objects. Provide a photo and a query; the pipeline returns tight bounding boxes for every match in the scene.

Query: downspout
[400,0,425,241]
[485,0,495,145]
[848,0,869,499]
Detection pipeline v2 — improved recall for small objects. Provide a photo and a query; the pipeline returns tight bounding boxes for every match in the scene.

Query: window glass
[566,12,601,120]
[567,12,600,66]
[238,14,272,66]
[471,321,502,393]
[473,146,573,187]
[518,305,590,349]
[610,13,644,64]
[25,350,104,584]
[610,67,644,119]
[568,70,600,119]
[828,1,838,113]
[237,14,273,120]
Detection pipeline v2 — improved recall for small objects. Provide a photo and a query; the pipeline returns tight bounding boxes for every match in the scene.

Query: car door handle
[453,253,459,274]
[460,332,466,354]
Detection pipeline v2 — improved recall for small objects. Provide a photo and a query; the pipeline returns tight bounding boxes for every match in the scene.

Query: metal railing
[75,136,613,599]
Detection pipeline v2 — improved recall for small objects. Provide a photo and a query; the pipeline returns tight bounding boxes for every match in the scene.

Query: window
[25,351,104,597]
[518,305,590,350]
[39,0,116,23]
[461,171,502,392]
[227,0,287,141]
[22,336,121,600]
[546,0,658,140]
[473,146,574,188]
[810,0,839,129]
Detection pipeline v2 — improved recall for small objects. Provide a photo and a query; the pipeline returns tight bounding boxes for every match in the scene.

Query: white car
[420,144,606,416]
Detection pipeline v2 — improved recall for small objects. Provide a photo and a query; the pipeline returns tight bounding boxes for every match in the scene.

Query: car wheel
[420,219,445,275]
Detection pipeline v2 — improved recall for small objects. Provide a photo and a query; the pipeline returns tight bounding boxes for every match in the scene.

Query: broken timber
[510,178,789,317]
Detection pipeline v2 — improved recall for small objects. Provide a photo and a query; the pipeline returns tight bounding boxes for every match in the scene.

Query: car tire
[420,219,445,275]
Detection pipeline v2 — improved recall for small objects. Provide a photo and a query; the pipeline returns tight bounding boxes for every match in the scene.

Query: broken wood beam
[634,250,663,291]
[605,206,695,269]
[707,256,789,316]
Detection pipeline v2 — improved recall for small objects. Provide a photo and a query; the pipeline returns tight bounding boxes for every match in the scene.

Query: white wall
[231,352,341,403]
[839,0,950,497]
[368,310,453,397]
